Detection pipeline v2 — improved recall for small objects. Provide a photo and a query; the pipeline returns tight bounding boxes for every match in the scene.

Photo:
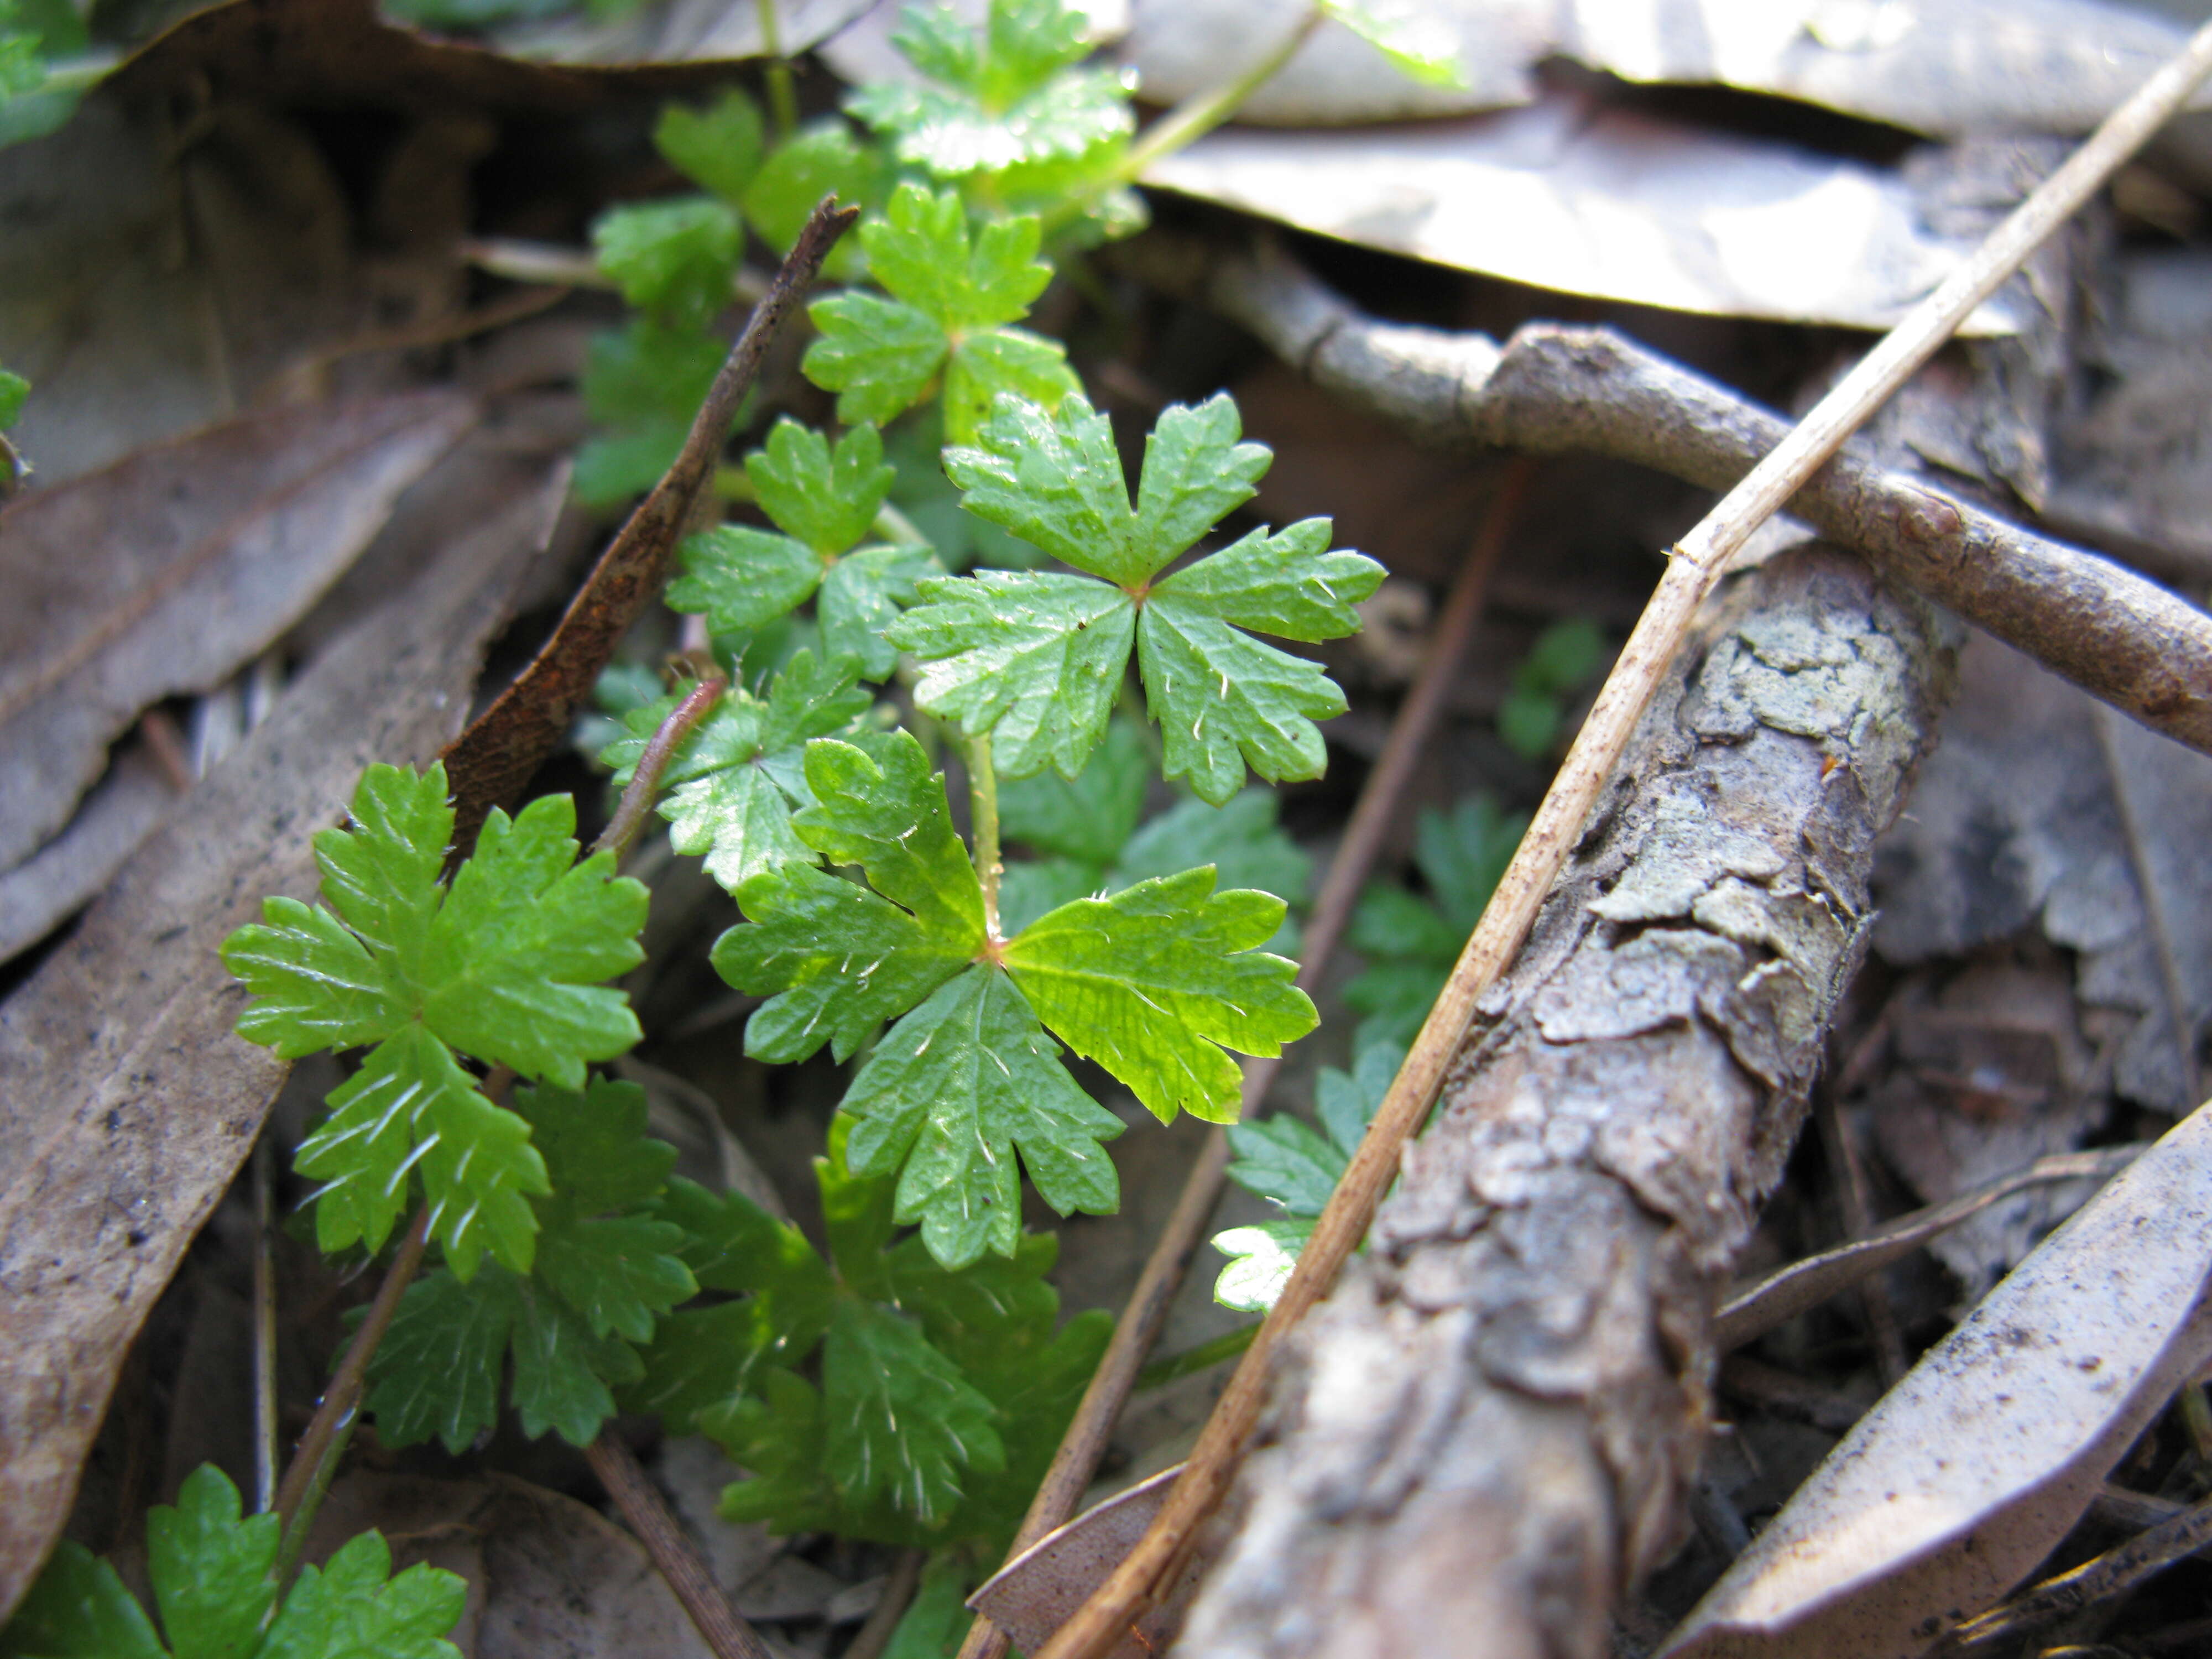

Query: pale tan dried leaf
[1141,89,2025,333]
[0,390,478,874]
[0,458,565,1623]
[1120,0,2211,135]
[1661,1099,2212,1659]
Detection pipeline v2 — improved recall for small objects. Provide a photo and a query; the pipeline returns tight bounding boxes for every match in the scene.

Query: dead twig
[441,196,857,842]
[586,1430,776,1659]
[1931,1490,2212,1654]
[1120,251,2212,766]
[1713,1144,2145,1350]
[955,463,1530,1659]
[1044,27,2212,1656]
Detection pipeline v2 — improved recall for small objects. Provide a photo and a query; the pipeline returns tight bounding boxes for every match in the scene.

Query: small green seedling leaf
[712,731,987,1063]
[1498,616,1608,759]
[1211,1041,1402,1310]
[592,197,743,330]
[667,421,938,677]
[1343,794,1525,1048]
[362,1078,694,1451]
[743,120,888,279]
[841,965,1124,1269]
[804,183,1077,440]
[655,88,766,205]
[894,392,1383,797]
[849,0,1135,182]
[599,651,871,891]
[576,319,729,505]
[1,1465,463,1659]
[1319,0,1469,90]
[1003,868,1315,1123]
[654,1138,1108,1548]
[223,764,646,1274]
[0,367,27,429]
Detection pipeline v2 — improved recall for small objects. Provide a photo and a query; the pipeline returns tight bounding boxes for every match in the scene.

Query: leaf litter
[22,3,2212,1659]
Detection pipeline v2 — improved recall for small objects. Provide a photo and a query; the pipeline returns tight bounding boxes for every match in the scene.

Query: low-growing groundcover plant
[3,3,1481,1653]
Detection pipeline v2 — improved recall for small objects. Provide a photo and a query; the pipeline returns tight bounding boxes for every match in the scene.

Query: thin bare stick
[1932,1489,2212,1654]
[251,1135,280,1514]
[1714,1144,2144,1350]
[592,674,727,863]
[846,1549,929,1659]
[957,465,1527,1659]
[1037,24,2212,1657]
[587,1430,776,1659]
[273,1207,430,1532]
[442,197,856,839]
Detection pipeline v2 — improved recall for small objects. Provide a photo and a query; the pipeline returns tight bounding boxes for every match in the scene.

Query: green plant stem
[1134,1322,1258,1394]
[1111,4,1323,184]
[271,1407,359,1590]
[873,499,929,546]
[756,0,800,138]
[273,1207,431,1540]
[593,674,729,863]
[965,731,1002,939]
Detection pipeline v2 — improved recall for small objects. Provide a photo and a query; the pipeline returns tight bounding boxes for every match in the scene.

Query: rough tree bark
[1175,546,1959,1659]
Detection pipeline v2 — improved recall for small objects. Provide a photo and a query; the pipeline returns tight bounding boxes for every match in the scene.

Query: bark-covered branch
[1175,547,1959,1659]
[1120,234,2212,761]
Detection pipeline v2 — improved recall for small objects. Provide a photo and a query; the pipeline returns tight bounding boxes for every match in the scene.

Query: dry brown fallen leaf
[304,1471,716,1658]
[1120,0,2211,138]
[1141,88,2024,333]
[1661,1097,2212,1659]
[0,742,174,966]
[0,390,478,875]
[0,454,566,1623]
[1876,629,2212,1118]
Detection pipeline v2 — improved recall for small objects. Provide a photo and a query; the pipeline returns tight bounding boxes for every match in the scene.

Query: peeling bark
[1175,549,1959,1659]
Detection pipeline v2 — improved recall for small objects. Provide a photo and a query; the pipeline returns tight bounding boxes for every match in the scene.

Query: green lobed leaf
[257,1532,466,1659]
[1136,599,1351,805]
[802,291,946,427]
[1004,868,1314,1123]
[820,543,942,679]
[0,367,25,429]
[910,393,1371,794]
[851,0,1133,179]
[1210,1217,1312,1314]
[416,793,647,1089]
[576,320,728,505]
[655,88,765,204]
[742,120,886,279]
[791,730,986,942]
[1318,0,1469,89]
[667,525,825,637]
[802,185,1076,440]
[888,570,1132,780]
[149,1466,277,1659]
[0,1540,166,1659]
[822,1298,1004,1524]
[841,966,1122,1268]
[296,1025,548,1277]
[0,1465,463,1659]
[998,713,1149,865]
[1213,1042,1400,1310]
[942,392,1264,587]
[592,197,743,330]
[1150,519,1384,643]
[749,418,894,556]
[362,1077,691,1447]
[995,856,1099,938]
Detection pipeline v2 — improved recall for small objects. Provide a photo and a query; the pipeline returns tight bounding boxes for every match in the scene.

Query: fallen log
[1177,545,1959,1658]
